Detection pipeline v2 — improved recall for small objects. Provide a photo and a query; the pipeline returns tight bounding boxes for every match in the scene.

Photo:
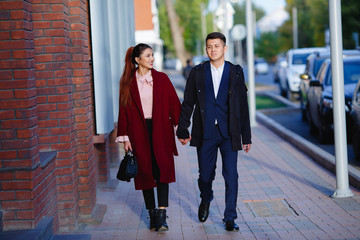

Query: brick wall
[0,0,97,232]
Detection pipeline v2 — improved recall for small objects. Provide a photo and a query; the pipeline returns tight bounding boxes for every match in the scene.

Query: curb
[256,111,360,190]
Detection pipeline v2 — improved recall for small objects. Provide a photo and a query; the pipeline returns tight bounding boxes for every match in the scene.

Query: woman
[116,43,181,232]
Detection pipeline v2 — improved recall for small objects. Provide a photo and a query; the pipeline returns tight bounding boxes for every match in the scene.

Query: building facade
[0,0,134,232]
[134,0,163,70]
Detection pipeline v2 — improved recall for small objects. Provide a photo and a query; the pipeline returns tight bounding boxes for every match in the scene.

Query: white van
[279,47,326,101]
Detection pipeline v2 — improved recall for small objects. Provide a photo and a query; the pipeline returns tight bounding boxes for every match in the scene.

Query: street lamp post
[329,0,353,198]
[246,0,256,127]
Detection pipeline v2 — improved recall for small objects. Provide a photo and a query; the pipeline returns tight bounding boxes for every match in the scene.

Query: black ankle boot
[148,209,157,231]
[156,209,168,232]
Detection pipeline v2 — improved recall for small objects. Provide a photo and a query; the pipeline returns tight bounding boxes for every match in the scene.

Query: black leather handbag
[116,151,138,182]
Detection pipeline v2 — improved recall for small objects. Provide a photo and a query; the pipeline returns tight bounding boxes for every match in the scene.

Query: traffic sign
[231,24,246,41]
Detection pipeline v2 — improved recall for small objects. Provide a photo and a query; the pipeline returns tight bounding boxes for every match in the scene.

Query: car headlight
[323,98,333,109]
[291,70,300,82]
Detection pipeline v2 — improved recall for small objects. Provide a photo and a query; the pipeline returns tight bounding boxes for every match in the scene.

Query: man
[176,32,251,231]
[182,59,193,80]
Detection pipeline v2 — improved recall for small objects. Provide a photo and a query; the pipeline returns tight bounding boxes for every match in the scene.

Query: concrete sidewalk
[70,123,360,240]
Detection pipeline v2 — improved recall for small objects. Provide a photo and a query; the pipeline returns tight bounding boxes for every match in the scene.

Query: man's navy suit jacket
[177,61,252,151]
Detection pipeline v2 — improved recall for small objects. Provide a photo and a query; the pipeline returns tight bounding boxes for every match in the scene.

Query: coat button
[198,90,201,92]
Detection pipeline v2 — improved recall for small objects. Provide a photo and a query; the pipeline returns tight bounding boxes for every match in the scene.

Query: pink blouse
[116,70,153,143]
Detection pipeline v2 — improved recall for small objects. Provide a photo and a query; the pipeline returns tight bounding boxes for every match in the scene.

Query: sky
[209,0,286,16]
[252,0,286,15]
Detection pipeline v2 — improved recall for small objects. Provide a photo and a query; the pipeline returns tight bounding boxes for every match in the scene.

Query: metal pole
[201,3,207,55]
[292,7,298,49]
[246,0,256,127]
[222,0,230,60]
[329,0,353,198]
[239,40,243,65]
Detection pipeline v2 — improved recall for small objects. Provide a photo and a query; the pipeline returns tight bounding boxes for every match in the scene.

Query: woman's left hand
[124,141,132,152]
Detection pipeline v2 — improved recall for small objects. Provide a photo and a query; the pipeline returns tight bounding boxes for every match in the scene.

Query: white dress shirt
[210,62,225,124]
[210,62,225,98]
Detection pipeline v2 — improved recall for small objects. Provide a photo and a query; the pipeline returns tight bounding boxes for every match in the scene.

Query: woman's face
[136,48,154,70]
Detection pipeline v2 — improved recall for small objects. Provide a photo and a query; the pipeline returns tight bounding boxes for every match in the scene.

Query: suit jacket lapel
[204,61,215,100]
[217,61,230,100]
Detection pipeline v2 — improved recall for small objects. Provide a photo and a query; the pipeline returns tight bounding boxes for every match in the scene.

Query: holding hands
[178,136,191,145]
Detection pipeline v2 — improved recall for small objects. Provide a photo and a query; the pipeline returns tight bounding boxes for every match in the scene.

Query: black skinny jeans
[142,119,169,210]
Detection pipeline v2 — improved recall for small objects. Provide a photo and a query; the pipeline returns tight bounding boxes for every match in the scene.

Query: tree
[277,0,360,51]
[307,0,328,47]
[341,0,360,48]
[278,0,315,50]
[159,0,210,62]
[164,0,190,66]
[255,32,281,62]
[233,2,265,26]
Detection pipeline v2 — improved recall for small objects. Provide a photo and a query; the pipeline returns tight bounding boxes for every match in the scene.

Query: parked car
[350,79,360,161]
[279,47,326,101]
[300,49,360,121]
[192,55,209,66]
[164,58,182,71]
[273,57,287,83]
[300,50,330,121]
[306,56,360,143]
[254,58,269,74]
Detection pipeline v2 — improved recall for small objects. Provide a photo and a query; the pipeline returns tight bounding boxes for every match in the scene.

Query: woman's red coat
[117,69,181,190]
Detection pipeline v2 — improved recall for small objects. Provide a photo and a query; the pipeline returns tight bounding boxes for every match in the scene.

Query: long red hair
[120,47,136,107]
[119,44,152,107]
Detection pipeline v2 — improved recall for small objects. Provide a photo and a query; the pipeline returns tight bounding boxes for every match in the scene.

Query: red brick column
[94,134,110,183]
[0,0,97,232]
[31,0,79,231]
[0,0,43,230]
[68,0,96,217]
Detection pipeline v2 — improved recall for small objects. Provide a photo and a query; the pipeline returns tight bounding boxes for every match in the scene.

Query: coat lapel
[130,73,145,119]
[217,61,230,101]
[229,62,240,90]
[151,69,158,121]
[204,62,215,100]
[196,62,207,109]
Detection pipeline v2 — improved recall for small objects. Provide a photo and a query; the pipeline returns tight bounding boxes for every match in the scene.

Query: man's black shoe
[198,202,210,222]
[223,219,239,231]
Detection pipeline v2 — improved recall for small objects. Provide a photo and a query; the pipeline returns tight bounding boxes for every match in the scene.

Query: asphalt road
[166,65,359,170]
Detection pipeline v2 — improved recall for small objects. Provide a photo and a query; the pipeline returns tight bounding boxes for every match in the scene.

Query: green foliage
[256,95,286,109]
[277,0,360,51]
[158,0,175,56]
[255,32,281,62]
[233,2,265,26]
[159,0,360,59]
[278,0,315,49]
[158,0,209,57]
[341,0,360,48]
[307,0,328,46]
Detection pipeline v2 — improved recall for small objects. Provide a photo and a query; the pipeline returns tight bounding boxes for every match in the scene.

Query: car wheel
[287,88,296,102]
[352,125,360,161]
[308,111,317,135]
[301,108,307,122]
[319,125,333,144]
[279,83,286,97]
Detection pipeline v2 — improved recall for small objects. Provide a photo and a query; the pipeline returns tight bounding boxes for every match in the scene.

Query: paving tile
[64,123,360,240]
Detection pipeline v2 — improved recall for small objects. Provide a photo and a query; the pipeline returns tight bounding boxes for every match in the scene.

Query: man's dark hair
[206,32,226,45]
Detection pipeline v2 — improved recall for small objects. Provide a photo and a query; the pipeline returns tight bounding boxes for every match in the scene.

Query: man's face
[206,38,227,62]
